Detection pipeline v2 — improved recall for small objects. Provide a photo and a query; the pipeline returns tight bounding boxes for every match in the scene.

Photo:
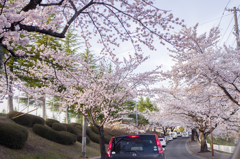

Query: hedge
[70,124,110,144]
[88,130,112,144]
[77,134,91,145]
[33,124,77,145]
[104,134,112,144]
[46,118,60,127]
[86,126,92,136]
[69,123,82,127]
[0,122,28,149]
[52,123,67,131]
[63,124,81,136]
[90,125,99,134]
[88,131,100,143]
[75,125,82,131]
[8,111,45,127]
[63,124,91,144]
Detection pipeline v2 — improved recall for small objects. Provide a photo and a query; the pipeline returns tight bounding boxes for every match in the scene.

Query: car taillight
[106,137,113,157]
[128,135,140,138]
[155,134,163,154]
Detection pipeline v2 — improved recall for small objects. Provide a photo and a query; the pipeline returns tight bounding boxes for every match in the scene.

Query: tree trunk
[8,67,14,112]
[191,129,195,141]
[163,127,166,136]
[98,126,106,159]
[199,131,208,152]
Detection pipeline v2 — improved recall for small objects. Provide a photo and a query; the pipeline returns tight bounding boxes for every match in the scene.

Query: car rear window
[112,135,158,153]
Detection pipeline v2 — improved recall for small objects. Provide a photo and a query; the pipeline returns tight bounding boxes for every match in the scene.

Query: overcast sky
[1,0,240,115]
[114,0,240,71]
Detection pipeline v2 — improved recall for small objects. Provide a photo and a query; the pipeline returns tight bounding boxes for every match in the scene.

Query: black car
[106,134,165,159]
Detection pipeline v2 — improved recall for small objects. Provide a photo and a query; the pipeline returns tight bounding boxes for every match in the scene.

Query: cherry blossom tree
[155,86,240,152]
[3,45,162,158]
[0,0,183,116]
[162,24,240,110]
[154,25,240,151]
[0,0,183,62]
[0,1,184,158]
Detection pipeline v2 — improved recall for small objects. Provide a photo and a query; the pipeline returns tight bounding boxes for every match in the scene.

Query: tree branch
[217,83,240,106]
[19,24,65,38]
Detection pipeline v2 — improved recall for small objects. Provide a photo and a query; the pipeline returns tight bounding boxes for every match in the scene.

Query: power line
[199,13,232,26]
[217,0,232,27]
[225,27,234,44]
[219,16,234,45]
[115,12,236,55]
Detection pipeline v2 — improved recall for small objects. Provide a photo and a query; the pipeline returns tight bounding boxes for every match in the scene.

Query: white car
[182,132,189,137]
[177,132,182,137]
[159,138,166,147]
[170,132,177,139]
[168,136,173,141]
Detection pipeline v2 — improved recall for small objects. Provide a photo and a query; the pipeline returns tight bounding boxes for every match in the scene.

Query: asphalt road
[90,137,202,159]
[165,137,202,159]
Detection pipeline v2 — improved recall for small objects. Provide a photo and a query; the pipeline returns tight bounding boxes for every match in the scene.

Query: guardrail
[198,136,235,153]
[207,143,235,153]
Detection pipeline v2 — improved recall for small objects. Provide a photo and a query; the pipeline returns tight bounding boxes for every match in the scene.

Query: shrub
[104,131,120,137]
[87,129,112,144]
[90,125,99,134]
[66,124,91,145]
[88,131,100,143]
[63,124,81,136]
[69,123,82,127]
[0,122,28,149]
[8,111,44,127]
[75,125,82,131]
[33,124,77,145]
[77,134,91,145]
[86,126,92,136]
[57,131,77,145]
[104,134,112,144]
[52,123,67,131]
[46,118,60,127]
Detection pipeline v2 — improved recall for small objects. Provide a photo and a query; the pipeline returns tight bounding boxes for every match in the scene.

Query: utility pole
[226,7,240,48]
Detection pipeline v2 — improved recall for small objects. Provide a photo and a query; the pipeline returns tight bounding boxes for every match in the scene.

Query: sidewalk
[187,138,232,159]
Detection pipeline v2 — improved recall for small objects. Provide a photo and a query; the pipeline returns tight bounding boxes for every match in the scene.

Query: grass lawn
[206,136,236,146]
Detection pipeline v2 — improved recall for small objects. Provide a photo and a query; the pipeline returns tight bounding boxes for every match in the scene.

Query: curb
[186,139,218,159]
[185,139,205,159]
